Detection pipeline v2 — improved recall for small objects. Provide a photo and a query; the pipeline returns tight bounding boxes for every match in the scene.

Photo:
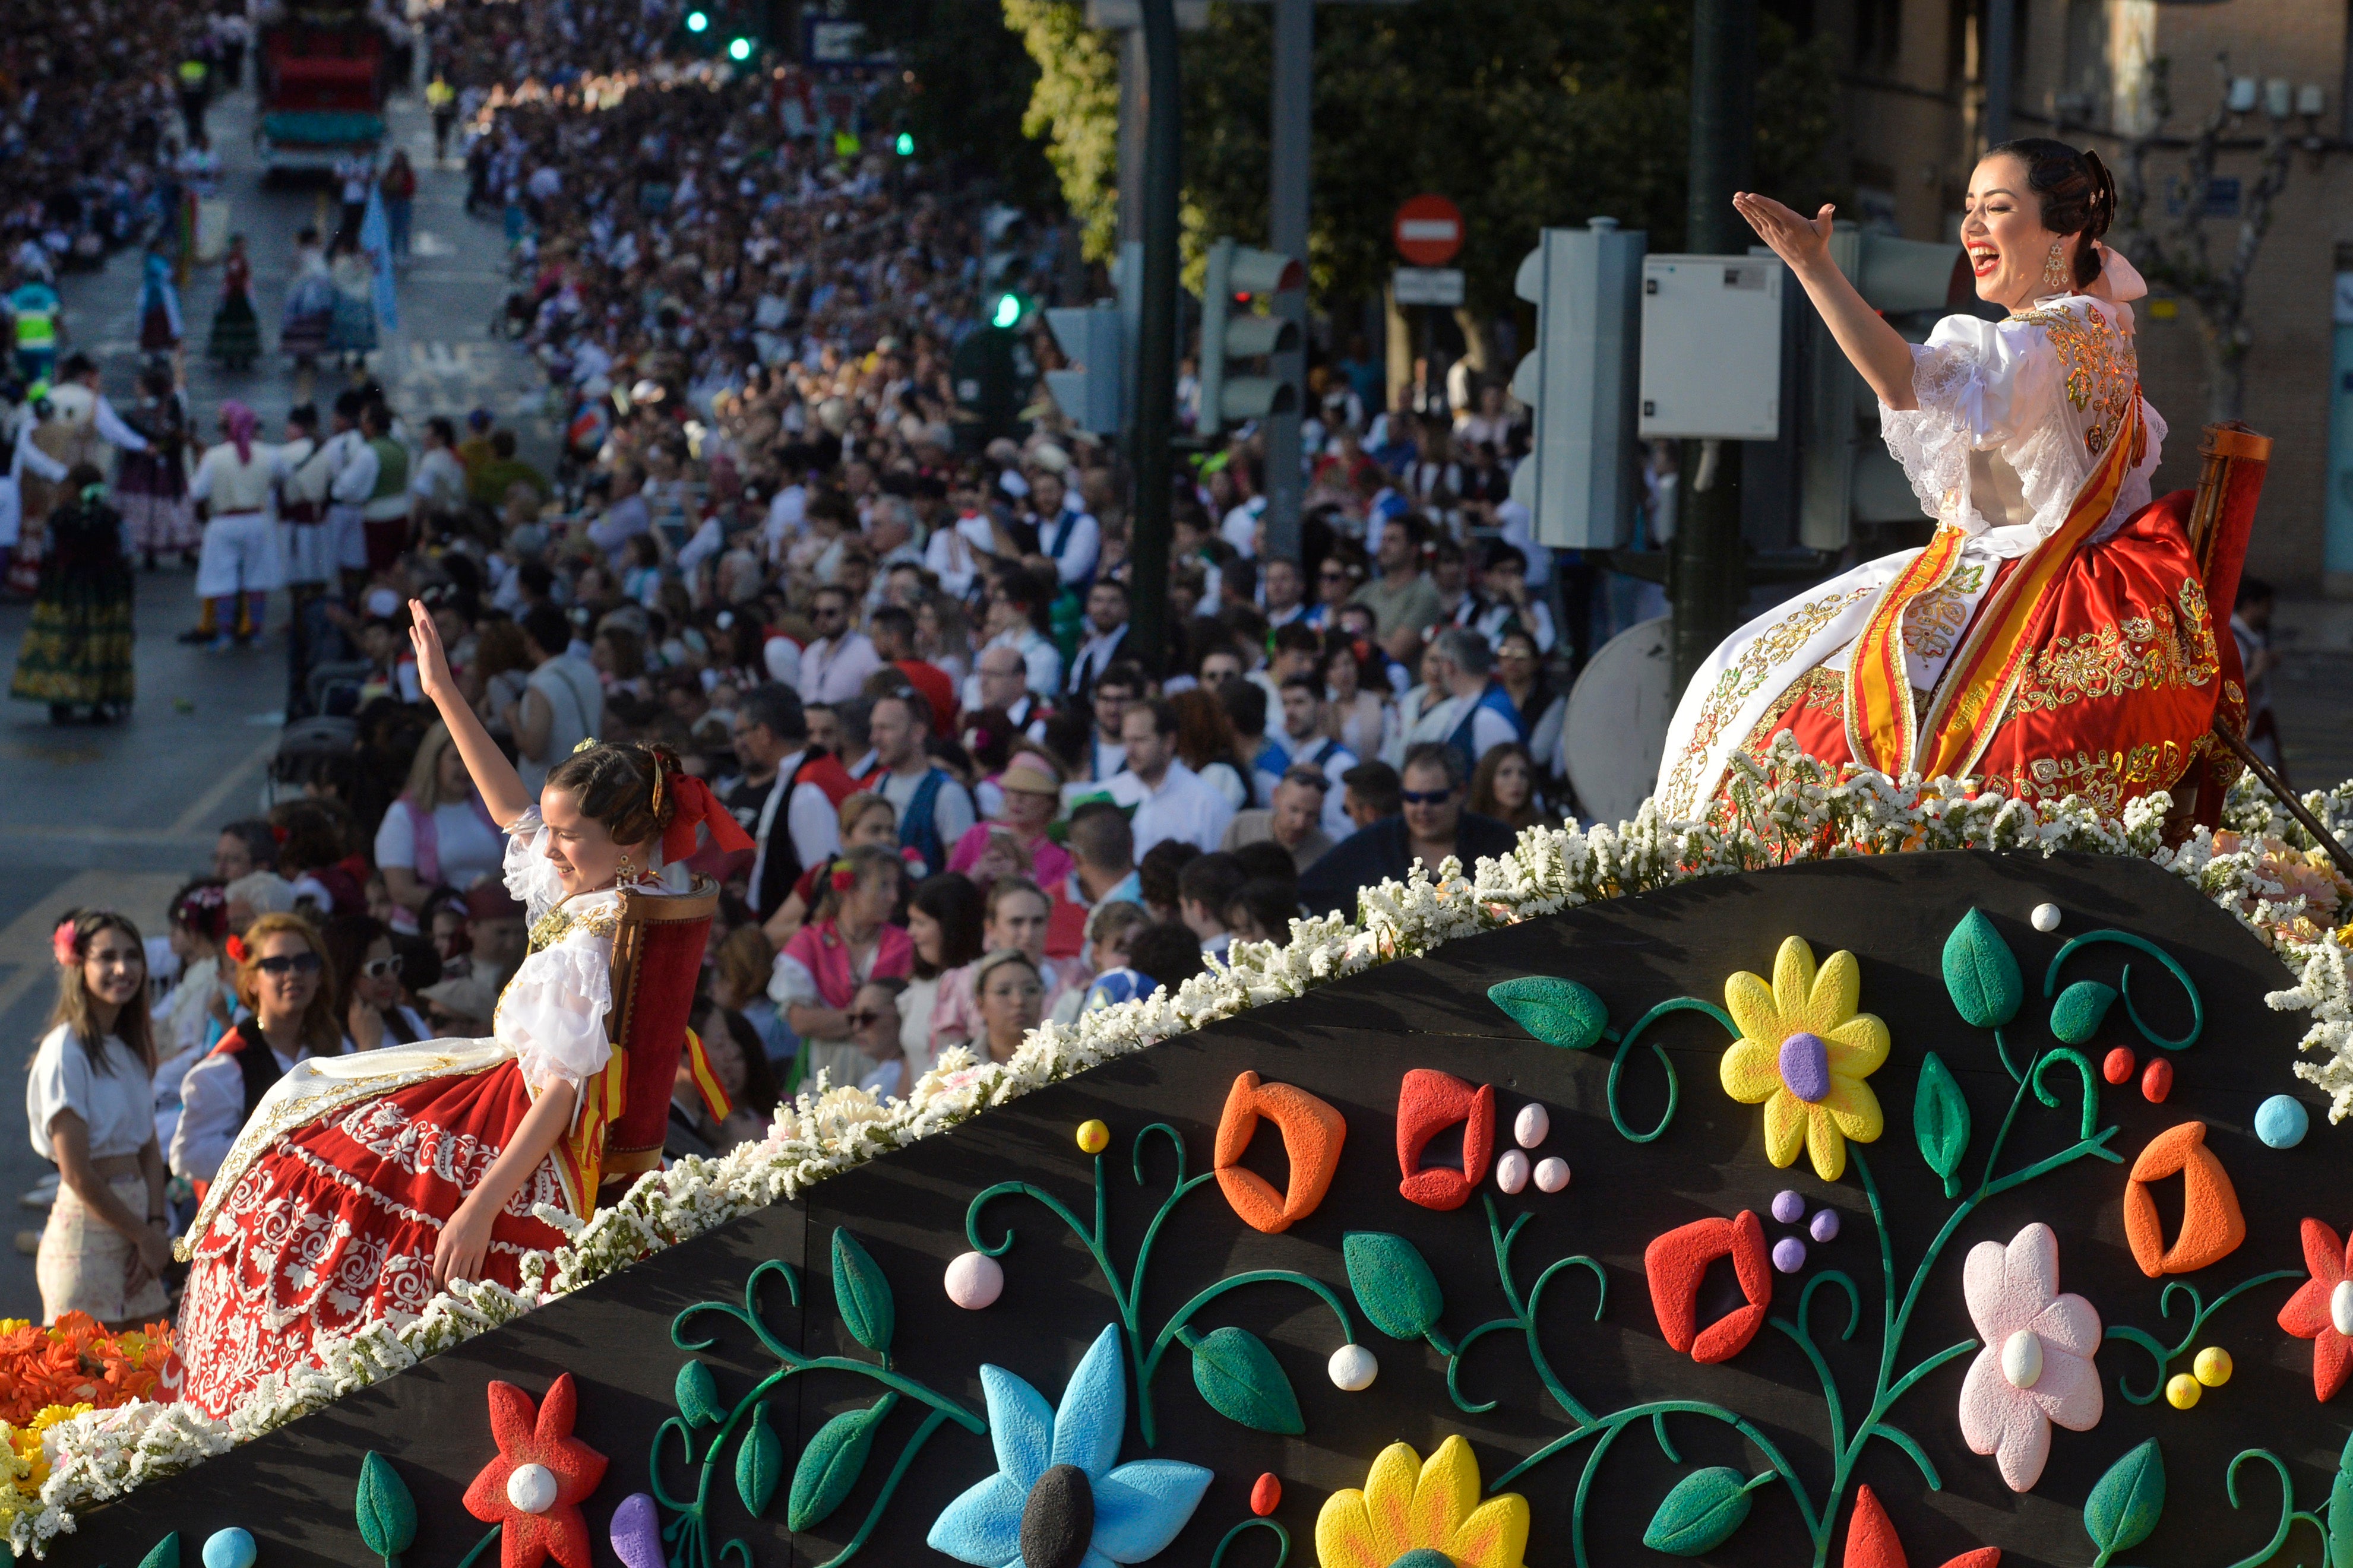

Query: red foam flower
[463,1373,609,1568]
[1644,1209,1772,1364]
[1843,1484,2000,1568]
[2276,1217,2353,1402]
[1394,1069,1494,1211]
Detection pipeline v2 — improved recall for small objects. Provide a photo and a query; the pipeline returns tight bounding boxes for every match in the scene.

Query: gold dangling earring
[2041,237,2072,293]
[615,851,633,888]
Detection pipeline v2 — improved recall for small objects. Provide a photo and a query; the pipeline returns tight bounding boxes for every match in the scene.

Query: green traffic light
[727,36,752,59]
[894,131,914,156]
[685,9,707,30]
[992,293,1023,330]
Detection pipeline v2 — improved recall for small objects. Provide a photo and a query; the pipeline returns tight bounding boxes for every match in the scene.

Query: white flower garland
[15,741,2353,1555]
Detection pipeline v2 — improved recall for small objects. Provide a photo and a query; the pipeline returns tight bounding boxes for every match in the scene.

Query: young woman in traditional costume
[1655,140,2237,824]
[8,464,135,723]
[171,602,751,1417]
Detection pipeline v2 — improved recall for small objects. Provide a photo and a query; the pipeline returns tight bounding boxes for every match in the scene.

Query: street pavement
[0,70,546,1317]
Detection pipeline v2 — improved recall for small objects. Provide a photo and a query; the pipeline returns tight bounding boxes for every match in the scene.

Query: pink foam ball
[944,1250,1004,1310]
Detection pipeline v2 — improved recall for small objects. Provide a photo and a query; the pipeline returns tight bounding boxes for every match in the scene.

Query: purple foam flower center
[1779,1031,1833,1103]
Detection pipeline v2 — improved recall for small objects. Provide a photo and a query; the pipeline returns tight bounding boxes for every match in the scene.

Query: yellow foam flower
[1314,1435,1529,1568]
[1718,935,1889,1181]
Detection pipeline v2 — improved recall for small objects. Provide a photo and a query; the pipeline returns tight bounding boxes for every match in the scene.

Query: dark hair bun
[1987,138,2114,290]
[545,742,679,848]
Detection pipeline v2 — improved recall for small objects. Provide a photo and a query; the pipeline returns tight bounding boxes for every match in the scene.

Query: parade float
[17,408,2353,1568]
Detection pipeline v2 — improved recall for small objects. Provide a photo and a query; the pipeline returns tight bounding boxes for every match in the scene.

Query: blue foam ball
[202,1529,257,1568]
[2256,1094,2310,1149]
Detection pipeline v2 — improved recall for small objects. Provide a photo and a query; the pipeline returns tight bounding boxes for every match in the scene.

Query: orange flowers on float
[1214,1071,1346,1234]
[0,1314,172,1424]
[463,1373,609,1568]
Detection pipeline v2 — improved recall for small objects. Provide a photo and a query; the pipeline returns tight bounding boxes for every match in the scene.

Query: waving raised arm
[1733,194,1922,412]
[410,598,536,828]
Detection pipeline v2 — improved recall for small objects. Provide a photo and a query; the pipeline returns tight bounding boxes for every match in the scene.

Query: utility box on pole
[1508,218,1646,550]
[1637,255,1784,441]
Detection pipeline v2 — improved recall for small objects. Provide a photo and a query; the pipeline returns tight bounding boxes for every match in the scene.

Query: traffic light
[1508,218,1646,549]
[684,8,709,31]
[1196,238,1303,432]
[1794,223,1965,547]
[727,35,753,60]
[894,131,914,157]
[1044,303,1126,436]
[990,292,1029,331]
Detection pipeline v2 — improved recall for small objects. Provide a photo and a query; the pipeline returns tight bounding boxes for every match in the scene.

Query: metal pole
[1263,0,1311,562]
[1669,0,1757,690]
[1982,0,2014,148]
[1116,28,1146,248]
[1128,0,1182,675]
[2212,718,2353,882]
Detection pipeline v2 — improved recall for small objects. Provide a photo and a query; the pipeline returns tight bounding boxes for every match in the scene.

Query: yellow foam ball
[2193,1347,2233,1387]
[2165,1373,2202,1410]
[1076,1119,1111,1155]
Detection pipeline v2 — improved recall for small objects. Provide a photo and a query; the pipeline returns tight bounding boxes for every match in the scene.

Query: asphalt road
[0,70,546,1319]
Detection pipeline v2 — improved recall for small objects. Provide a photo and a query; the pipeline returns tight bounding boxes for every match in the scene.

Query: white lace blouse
[1877,286,2165,557]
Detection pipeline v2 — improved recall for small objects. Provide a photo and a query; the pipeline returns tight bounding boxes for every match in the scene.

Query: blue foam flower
[928,1323,1212,1568]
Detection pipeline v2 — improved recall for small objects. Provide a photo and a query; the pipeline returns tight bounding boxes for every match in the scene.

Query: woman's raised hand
[1733,193,1836,274]
[409,598,457,706]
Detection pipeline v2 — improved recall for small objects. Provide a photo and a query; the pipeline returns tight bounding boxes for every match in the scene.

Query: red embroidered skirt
[173,1059,575,1418]
[1733,499,2242,819]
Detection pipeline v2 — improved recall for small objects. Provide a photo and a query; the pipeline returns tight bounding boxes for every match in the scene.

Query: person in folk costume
[137,247,184,356]
[188,402,282,650]
[8,464,135,723]
[167,602,754,1417]
[273,404,338,713]
[207,233,261,372]
[279,227,335,401]
[1656,140,2240,825]
[0,394,70,600]
[115,363,197,568]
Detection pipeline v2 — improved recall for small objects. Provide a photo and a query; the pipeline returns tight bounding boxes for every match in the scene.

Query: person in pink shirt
[945,753,1071,891]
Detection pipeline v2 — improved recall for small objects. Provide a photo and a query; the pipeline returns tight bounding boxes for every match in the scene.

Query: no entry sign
[1392,194,1463,267]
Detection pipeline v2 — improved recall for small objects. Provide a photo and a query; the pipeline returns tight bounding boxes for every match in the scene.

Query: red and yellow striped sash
[1844,524,1969,777]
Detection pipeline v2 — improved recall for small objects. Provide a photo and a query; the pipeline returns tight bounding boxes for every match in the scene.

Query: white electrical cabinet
[1637,255,1784,441]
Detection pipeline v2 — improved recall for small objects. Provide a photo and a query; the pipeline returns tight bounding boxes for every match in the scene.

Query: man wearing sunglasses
[1297,742,1518,919]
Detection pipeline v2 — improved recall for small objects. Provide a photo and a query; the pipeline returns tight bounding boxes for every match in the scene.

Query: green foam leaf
[788,1400,888,1532]
[1942,908,2022,1028]
[1642,1467,1753,1557]
[1912,1051,1971,1199]
[675,1359,723,1427]
[2328,1431,2353,1568]
[736,1402,785,1518]
[833,1228,895,1354]
[1487,977,1608,1050]
[354,1452,417,1563]
[2051,981,2119,1047]
[1343,1232,1443,1341]
[1189,1326,1304,1434]
[2084,1439,2165,1560]
[136,1532,182,1568]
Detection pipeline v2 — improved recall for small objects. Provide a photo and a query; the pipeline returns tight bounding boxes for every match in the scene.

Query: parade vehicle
[254,2,389,176]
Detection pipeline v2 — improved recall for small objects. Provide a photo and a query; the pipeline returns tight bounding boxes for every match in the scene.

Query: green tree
[845,0,1059,210]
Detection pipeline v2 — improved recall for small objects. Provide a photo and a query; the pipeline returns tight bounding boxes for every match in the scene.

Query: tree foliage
[1001,0,1124,261]
[843,0,1059,211]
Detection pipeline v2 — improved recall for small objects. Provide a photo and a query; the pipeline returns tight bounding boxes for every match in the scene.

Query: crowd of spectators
[30,5,1580,1242]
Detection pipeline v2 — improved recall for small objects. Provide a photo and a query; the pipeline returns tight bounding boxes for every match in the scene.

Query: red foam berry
[2141,1056,2174,1103]
[2102,1046,2136,1085]
[1250,1473,1282,1517]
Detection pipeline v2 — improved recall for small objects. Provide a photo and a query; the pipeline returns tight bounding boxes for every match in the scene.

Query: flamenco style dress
[173,808,708,1418]
[116,394,197,561]
[1655,253,2240,824]
[207,252,262,370]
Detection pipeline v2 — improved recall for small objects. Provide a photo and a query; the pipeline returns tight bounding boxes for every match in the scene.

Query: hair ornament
[270,823,291,845]
[51,918,78,968]
[830,860,857,892]
[225,933,251,965]
[571,736,600,755]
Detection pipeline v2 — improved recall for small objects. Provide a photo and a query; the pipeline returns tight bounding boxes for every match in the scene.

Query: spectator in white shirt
[586,462,651,566]
[981,566,1063,696]
[1029,463,1099,586]
[1117,698,1234,856]
[798,584,882,704]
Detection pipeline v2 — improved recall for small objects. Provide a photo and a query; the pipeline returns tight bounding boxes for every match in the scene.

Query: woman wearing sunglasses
[167,911,344,1198]
[170,601,752,1419]
[323,913,429,1053]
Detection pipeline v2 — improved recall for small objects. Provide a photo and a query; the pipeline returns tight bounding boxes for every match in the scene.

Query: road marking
[412,231,455,256]
[0,870,189,1024]
[166,731,280,837]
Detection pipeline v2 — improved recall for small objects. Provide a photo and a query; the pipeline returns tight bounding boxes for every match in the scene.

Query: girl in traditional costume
[9,464,135,723]
[1655,140,2237,824]
[136,249,184,356]
[207,235,261,372]
[116,365,197,568]
[171,603,752,1417]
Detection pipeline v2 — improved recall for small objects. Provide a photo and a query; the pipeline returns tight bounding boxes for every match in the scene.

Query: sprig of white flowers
[15,739,2351,1554]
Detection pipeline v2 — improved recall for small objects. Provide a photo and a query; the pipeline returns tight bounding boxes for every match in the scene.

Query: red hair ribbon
[659,766,755,863]
[829,861,856,892]
[225,933,250,965]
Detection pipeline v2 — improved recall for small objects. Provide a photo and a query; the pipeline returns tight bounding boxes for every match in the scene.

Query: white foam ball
[2031,903,2061,933]
[507,1464,559,1515]
[1513,1103,1549,1148]
[1495,1149,1530,1194]
[944,1251,1004,1310]
[1533,1157,1570,1193]
[1329,1343,1378,1391]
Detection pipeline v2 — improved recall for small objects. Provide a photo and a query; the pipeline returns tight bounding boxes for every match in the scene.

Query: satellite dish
[1562,616,1675,825]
